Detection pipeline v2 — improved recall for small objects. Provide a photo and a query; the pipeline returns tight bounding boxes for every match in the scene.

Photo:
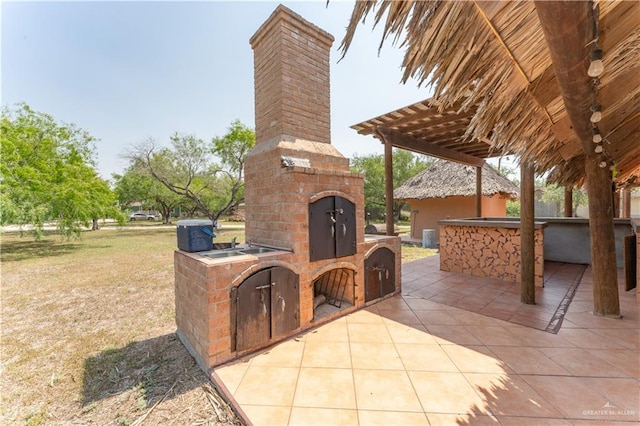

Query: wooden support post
[536,0,619,317]
[564,186,573,217]
[384,141,394,236]
[613,185,620,218]
[622,188,631,218]
[476,166,482,217]
[586,156,620,317]
[520,161,536,304]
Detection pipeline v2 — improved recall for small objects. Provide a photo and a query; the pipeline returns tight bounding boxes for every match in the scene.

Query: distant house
[395,160,519,240]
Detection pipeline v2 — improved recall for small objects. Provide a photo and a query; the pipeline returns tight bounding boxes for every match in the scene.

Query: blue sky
[2,1,434,180]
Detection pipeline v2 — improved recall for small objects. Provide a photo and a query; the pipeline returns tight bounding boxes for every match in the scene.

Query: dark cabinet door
[309,196,337,261]
[335,196,356,258]
[364,248,396,302]
[365,253,381,302]
[379,248,396,297]
[235,267,300,352]
[309,196,356,261]
[235,269,272,351]
[271,267,300,338]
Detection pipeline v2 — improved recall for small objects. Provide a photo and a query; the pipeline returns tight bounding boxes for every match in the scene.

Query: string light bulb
[599,161,607,168]
[590,104,602,123]
[588,49,604,77]
[593,132,602,143]
[594,145,603,153]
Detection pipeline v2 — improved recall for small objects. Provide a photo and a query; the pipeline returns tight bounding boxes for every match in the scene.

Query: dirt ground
[1,226,434,425]
[0,228,243,425]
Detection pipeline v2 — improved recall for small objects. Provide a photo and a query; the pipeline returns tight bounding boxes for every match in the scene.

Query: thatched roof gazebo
[395,160,519,201]
[395,160,520,241]
[342,0,640,316]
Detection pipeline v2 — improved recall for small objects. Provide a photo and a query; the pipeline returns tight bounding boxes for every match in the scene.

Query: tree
[350,154,385,219]
[112,158,184,224]
[125,120,255,224]
[540,183,588,217]
[350,149,431,221]
[0,103,124,238]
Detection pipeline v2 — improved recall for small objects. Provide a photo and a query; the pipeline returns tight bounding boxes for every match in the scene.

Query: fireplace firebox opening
[313,268,355,320]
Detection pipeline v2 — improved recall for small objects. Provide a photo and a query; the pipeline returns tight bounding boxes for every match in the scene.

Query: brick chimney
[244,5,361,253]
[172,6,400,370]
[250,5,333,145]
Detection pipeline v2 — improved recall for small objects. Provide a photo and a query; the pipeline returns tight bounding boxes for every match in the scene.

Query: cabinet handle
[255,284,270,290]
[279,296,285,312]
[341,223,347,237]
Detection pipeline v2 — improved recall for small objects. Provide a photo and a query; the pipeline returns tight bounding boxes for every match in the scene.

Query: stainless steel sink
[200,246,277,259]
[239,247,276,254]
[201,250,245,259]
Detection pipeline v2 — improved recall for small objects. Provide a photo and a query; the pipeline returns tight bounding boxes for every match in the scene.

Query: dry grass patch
[1,228,242,425]
[1,225,434,424]
[401,244,439,263]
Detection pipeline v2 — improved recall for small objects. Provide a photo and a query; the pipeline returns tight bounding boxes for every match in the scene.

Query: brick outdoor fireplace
[174,5,401,371]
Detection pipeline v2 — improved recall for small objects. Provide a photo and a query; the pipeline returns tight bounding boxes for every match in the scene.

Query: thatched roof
[342,1,640,188]
[394,160,519,200]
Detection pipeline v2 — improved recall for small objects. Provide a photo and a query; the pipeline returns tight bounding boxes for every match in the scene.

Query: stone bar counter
[438,218,547,287]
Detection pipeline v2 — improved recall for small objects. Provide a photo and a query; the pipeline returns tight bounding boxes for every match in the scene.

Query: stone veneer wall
[439,225,544,287]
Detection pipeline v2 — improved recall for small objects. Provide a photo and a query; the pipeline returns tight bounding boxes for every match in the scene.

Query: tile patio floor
[214,255,639,425]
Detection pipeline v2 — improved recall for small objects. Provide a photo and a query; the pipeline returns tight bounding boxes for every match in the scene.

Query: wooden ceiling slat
[402,119,471,136]
[378,127,486,167]
[438,140,486,150]
[383,108,453,128]
[396,115,473,133]
[408,133,469,146]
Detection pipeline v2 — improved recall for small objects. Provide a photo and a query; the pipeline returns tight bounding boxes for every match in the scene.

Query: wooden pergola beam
[408,120,474,138]
[381,101,476,129]
[377,127,485,167]
[395,114,474,134]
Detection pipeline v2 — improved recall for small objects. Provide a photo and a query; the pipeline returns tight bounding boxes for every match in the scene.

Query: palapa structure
[342,1,640,316]
[395,160,519,200]
[395,160,519,240]
[344,1,639,186]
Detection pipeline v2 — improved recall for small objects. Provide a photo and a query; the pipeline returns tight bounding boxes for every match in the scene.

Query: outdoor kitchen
[174,5,401,371]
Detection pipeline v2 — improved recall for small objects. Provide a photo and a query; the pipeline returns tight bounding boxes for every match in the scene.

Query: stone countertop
[437,218,548,229]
